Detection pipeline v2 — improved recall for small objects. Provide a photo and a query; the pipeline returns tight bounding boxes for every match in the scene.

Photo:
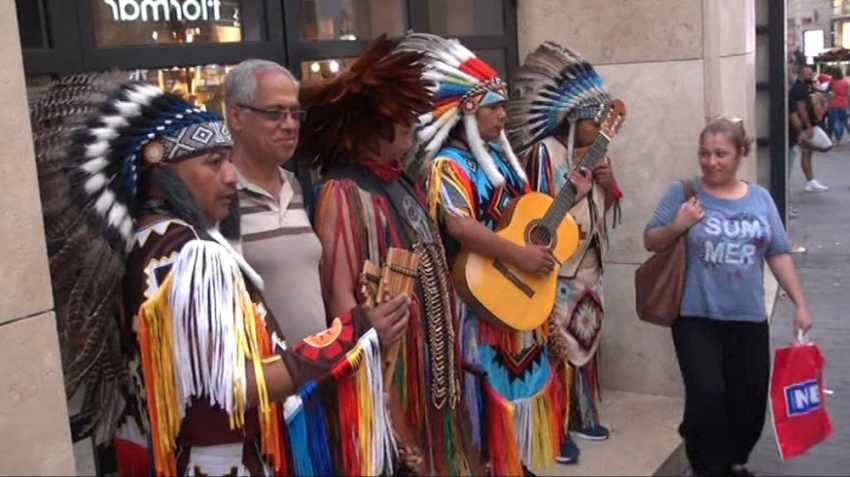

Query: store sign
[102,0,222,22]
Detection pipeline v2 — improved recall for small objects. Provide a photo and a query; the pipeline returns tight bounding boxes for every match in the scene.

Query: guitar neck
[541,134,611,229]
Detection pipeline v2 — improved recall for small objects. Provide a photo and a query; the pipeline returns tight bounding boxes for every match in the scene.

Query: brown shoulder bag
[634,179,696,327]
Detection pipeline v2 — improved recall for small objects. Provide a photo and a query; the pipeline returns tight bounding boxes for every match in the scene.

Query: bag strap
[682,178,696,201]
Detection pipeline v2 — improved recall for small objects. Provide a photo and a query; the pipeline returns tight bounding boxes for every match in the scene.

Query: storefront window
[132,64,233,116]
[427,0,504,36]
[835,0,850,17]
[300,58,355,80]
[301,0,405,41]
[92,0,245,47]
[16,0,47,49]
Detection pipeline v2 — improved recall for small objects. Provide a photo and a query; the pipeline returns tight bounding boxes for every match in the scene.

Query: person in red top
[828,67,850,143]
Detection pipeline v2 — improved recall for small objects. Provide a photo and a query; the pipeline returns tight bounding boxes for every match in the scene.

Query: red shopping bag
[770,335,833,459]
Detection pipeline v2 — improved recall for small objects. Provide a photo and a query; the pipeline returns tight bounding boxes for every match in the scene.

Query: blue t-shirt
[645,178,791,322]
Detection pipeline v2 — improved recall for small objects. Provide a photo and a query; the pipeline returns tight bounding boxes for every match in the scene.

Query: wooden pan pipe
[359,247,420,390]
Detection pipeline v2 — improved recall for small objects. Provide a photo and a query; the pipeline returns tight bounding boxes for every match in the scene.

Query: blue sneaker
[572,425,610,441]
[555,437,580,464]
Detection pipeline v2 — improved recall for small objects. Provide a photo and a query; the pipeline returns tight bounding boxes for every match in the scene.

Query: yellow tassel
[531,380,558,469]
[138,272,181,476]
[354,342,373,476]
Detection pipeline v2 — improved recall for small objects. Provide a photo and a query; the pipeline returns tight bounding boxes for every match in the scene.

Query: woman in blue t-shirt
[644,118,813,477]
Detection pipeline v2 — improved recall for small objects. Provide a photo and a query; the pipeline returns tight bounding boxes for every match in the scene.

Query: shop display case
[133,64,234,116]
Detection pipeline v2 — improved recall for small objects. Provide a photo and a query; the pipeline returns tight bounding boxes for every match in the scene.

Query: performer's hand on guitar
[592,159,615,191]
[568,167,594,200]
[366,294,411,349]
[673,196,705,231]
[515,244,557,277]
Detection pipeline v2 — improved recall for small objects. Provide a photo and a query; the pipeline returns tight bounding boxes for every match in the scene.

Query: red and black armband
[276,307,372,389]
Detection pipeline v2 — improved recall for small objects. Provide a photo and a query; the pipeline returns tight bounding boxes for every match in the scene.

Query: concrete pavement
[748,146,850,476]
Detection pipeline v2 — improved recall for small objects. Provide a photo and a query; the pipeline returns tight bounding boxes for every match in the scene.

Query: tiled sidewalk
[748,147,850,476]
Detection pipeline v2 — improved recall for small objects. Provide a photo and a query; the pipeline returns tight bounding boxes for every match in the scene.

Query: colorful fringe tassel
[283,329,395,476]
[136,240,284,476]
[571,355,602,431]
[483,373,562,476]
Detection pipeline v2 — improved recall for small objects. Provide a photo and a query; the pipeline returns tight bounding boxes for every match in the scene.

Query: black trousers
[672,317,770,476]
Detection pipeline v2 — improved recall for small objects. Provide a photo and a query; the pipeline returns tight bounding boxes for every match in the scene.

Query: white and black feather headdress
[31,73,232,443]
[506,42,611,154]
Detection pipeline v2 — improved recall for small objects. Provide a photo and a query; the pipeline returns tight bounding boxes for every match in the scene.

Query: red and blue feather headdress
[395,33,526,186]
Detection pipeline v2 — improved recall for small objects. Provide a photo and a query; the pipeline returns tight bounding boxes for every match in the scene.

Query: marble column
[0,1,76,474]
[517,0,757,398]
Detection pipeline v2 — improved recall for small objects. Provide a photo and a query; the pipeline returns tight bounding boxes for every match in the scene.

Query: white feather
[85,141,110,159]
[449,39,474,62]
[90,128,119,142]
[124,85,157,106]
[139,83,164,96]
[81,157,109,175]
[115,101,142,117]
[498,130,528,182]
[106,201,128,230]
[424,113,461,156]
[101,115,129,129]
[464,114,505,187]
[430,48,462,68]
[418,108,459,143]
[134,83,164,102]
[84,173,108,195]
[422,70,445,83]
[94,189,115,216]
[119,216,134,244]
[433,63,479,86]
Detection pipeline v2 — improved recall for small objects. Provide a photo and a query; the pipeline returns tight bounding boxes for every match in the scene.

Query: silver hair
[224,59,299,107]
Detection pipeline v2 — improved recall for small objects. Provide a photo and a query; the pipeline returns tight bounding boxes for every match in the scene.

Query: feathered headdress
[506,42,612,154]
[31,73,233,443]
[298,34,432,171]
[394,33,526,186]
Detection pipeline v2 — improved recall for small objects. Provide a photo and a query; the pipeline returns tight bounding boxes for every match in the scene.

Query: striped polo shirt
[236,166,327,343]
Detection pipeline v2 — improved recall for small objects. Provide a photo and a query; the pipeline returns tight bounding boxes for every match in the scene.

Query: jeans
[828,107,850,141]
[672,317,770,476]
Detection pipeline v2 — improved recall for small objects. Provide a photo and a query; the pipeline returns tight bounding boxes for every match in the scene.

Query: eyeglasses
[238,104,307,122]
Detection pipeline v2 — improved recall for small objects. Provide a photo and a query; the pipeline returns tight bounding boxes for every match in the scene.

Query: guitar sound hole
[527,223,554,248]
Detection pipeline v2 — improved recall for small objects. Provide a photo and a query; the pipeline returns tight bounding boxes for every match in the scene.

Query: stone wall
[516,0,757,398]
[0,1,76,474]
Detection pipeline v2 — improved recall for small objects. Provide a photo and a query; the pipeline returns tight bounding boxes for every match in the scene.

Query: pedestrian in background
[827,67,850,144]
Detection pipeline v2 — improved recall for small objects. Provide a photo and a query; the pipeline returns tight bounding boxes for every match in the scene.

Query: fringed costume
[507,42,624,446]
[300,35,471,476]
[32,74,397,476]
[396,33,563,476]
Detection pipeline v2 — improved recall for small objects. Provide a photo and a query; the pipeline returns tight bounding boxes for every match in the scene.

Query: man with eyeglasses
[224,59,328,343]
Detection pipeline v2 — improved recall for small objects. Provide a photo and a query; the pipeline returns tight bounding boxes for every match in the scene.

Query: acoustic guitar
[454,100,626,331]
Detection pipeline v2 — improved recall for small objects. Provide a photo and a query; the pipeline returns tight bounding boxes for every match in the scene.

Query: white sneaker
[789,207,800,217]
[805,180,829,192]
